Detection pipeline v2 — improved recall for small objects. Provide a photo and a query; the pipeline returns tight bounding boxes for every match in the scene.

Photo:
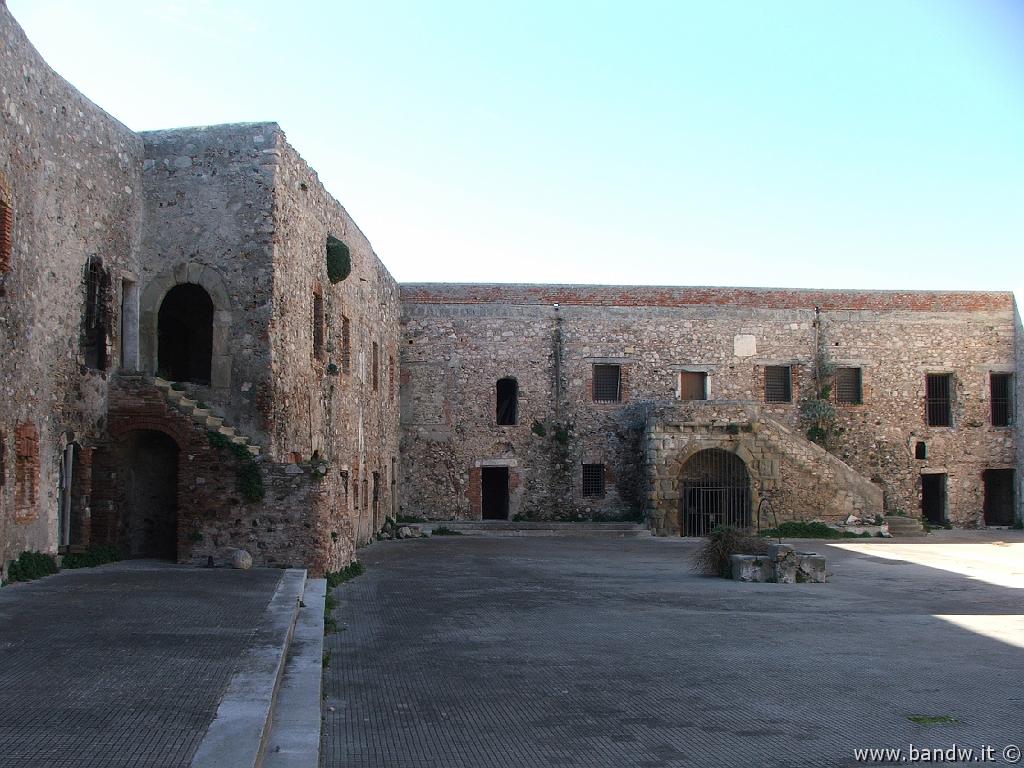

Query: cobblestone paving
[323,534,1024,767]
[0,561,283,768]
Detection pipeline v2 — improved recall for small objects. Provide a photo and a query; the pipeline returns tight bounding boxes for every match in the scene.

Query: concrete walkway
[323,533,1024,768]
[0,561,285,768]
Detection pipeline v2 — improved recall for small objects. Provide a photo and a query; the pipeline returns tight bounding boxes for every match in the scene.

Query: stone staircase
[884,515,927,537]
[153,377,262,457]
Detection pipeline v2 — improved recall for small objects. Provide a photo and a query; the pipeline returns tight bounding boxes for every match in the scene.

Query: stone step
[153,377,171,391]
[217,426,237,437]
[420,521,651,538]
[247,445,261,457]
[205,416,224,429]
[191,409,211,424]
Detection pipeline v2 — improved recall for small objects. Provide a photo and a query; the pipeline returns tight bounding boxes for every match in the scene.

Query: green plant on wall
[800,357,844,450]
[326,235,351,283]
[208,431,265,502]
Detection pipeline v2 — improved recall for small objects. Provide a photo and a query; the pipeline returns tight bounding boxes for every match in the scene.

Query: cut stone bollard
[797,553,827,583]
[730,554,772,582]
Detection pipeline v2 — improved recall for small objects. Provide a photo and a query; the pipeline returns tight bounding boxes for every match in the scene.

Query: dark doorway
[58,442,86,548]
[158,283,214,383]
[481,467,509,520]
[116,430,179,559]
[983,469,1015,526]
[921,473,946,525]
[680,449,750,536]
[496,378,518,425]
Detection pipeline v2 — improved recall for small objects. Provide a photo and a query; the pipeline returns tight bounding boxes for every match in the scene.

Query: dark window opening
[481,466,509,520]
[157,283,214,384]
[921,473,946,525]
[983,469,1015,526]
[372,342,379,390]
[592,364,621,403]
[990,373,1012,427]
[312,287,324,361]
[835,367,863,405]
[925,373,952,427]
[679,371,707,401]
[362,477,368,510]
[340,470,349,509]
[83,256,111,371]
[764,366,792,403]
[0,185,12,275]
[582,463,605,498]
[915,441,927,460]
[496,378,518,425]
[341,316,351,373]
[353,468,359,508]
[0,431,5,487]
[372,471,380,519]
[680,449,751,536]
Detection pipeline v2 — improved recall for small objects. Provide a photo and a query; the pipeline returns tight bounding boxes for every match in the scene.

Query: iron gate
[680,449,751,536]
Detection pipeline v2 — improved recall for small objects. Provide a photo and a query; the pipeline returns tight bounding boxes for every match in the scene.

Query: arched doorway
[679,449,751,536]
[157,283,213,383]
[116,430,179,559]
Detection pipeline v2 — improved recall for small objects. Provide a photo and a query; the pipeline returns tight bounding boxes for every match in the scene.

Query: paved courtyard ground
[323,531,1024,768]
[0,561,284,768]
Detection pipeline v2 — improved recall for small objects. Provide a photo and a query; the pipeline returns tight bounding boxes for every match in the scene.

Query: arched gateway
[679,449,751,536]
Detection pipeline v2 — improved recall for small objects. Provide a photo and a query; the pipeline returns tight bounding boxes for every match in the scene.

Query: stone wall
[0,4,143,571]
[400,285,1017,528]
[270,134,402,555]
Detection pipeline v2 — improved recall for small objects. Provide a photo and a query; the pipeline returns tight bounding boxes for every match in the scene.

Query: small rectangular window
[0,182,12,274]
[926,373,952,427]
[915,441,927,460]
[389,355,396,402]
[835,367,863,405]
[991,373,1012,427]
[341,316,351,373]
[582,463,605,497]
[679,371,707,401]
[312,287,324,361]
[340,470,349,509]
[764,366,792,403]
[592,365,621,403]
[83,256,110,371]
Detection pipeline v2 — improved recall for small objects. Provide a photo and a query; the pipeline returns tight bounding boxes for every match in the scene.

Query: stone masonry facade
[0,4,1020,580]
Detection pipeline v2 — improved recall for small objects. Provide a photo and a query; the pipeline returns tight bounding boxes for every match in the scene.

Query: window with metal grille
[312,287,324,361]
[925,373,952,427]
[496,378,518,425]
[341,316,351,373]
[592,365,621,403]
[679,371,707,400]
[0,182,12,275]
[582,463,605,497]
[990,373,1012,427]
[835,367,862,405]
[764,366,792,403]
[372,342,379,390]
[83,256,110,371]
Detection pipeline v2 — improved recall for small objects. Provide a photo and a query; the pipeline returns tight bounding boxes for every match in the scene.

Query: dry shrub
[691,525,770,578]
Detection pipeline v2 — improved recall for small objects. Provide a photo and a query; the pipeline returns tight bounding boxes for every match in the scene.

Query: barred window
[925,373,952,427]
[582,463,605,497]
[990,373,1012,427]
[679,371,707,401]
[764,366,792,403]
[341,316,351,373]
[312,286,324,361]
[835,367,862,405]
[0,180,12,274]
[592,365,621,403]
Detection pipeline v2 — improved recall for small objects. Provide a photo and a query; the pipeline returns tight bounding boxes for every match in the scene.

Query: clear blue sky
[10,1,1024,297]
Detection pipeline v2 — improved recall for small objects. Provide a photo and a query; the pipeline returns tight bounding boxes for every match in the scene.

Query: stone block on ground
[730,554,772,582]
[228,548,253,570]
[769,543,798,584]
[796,553,827,583]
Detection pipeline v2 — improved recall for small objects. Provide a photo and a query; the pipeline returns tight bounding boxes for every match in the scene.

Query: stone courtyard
[324,533,1024,767]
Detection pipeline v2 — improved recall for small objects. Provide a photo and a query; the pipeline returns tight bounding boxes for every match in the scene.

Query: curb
[189,568,307,768]
[261,578,326,768]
